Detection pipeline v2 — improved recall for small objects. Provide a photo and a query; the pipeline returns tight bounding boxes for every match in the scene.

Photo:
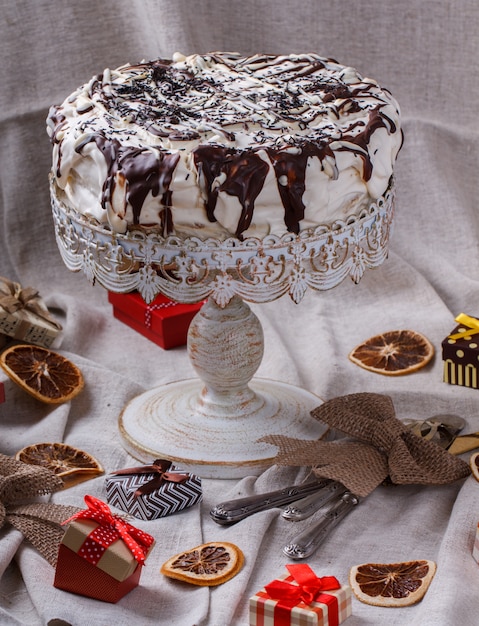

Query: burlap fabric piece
[0,454,80,566]
[262,392,471,497]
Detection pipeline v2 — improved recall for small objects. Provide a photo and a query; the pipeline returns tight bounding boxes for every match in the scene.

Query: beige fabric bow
[262,392,471,497]
[0,276,62,329]
[0,454,79,566]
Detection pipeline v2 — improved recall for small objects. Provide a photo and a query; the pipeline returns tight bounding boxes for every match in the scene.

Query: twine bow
[448,313,479,340]
[0,453,80,566]
[261,393,470,497]
[0,276,62,329]
[265,564,340,607]
[64,495,154,565]
[110,459,189,496]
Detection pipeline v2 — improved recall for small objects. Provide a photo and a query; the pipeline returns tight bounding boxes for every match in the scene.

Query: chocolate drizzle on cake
[194,146,269,238]
[76,134,179,233]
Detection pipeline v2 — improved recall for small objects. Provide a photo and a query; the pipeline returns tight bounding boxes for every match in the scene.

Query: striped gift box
[249,569,352,626]
[106,461,202,520]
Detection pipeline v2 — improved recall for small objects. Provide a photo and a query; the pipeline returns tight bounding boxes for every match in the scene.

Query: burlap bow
[261,392,471,497]
[0,276,62,329]
[0,454,80,566]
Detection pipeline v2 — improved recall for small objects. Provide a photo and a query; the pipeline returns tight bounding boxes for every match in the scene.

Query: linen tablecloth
[1,2,478,624]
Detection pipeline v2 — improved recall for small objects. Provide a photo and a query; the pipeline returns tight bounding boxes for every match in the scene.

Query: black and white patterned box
[105,460,202,521]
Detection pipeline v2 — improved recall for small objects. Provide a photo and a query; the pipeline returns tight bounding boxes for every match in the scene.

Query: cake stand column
[187,296,265,416]
[118,295,326,479]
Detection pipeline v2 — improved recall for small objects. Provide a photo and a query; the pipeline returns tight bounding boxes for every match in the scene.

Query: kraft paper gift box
[442,313,479,390]
[106,458,203,521]
[54,495,154,603]
[0,276,62,348]
[249,563,352,626]
[108,291,203,349]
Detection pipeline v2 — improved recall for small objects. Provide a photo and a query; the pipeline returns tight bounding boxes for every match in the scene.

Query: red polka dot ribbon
[63,495,154,565]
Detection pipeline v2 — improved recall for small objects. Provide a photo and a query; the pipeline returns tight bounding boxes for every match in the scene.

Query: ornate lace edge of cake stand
[51,178,395,306]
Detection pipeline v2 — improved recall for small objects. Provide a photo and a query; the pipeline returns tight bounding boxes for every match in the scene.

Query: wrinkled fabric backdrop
[1,1,478,625]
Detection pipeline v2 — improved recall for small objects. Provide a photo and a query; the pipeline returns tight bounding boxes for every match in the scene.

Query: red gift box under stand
[108,291,203,349]
[54,495,154,603]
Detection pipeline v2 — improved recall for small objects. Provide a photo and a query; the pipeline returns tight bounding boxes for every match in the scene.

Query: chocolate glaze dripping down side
[266,144,333,234]
[339,107,396,181]
[76,134,179,234]
[193,146,269,239]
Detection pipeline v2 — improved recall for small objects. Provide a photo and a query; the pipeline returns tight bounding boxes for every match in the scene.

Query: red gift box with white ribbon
[108,291,203,350]
[54,495,155,603]
[249,564,352,626]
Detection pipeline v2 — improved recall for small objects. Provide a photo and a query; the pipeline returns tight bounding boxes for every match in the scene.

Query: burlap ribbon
[0,276,62,330]
[110,458,189,496]
[0,454,80,566]
[261,392,471,497]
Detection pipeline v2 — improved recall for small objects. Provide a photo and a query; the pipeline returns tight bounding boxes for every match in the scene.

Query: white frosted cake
[47,52,402,241]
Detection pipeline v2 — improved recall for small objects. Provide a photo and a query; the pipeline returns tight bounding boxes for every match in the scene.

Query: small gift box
[249,564,352,626]
[442,313,479,390]
[54,495,155,603]
[106,459,202,521]
[0,381,4,403]
[0,276,62,348]
[108,291,203,349]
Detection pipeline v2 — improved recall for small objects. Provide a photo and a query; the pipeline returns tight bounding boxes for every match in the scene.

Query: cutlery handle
[283,491,359,559]
[282,481,347,521]
[210,479,333,525]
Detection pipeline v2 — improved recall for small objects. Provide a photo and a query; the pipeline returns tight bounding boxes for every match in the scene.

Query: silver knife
[210,478,334,525]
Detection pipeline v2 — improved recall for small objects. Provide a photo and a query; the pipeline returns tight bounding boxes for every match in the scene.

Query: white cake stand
[51,179,395,478]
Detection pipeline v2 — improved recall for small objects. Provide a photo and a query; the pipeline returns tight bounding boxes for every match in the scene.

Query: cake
[47,52,402,241]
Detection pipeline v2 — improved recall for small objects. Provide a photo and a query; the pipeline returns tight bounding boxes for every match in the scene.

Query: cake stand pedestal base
[119,378,323,479]
[118,296,325,479]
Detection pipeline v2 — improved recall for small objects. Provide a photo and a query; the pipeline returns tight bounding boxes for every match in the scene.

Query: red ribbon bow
[265,564,340,606]
[63,495,154,565]
[262,564,341,626]
[110,459,190,497]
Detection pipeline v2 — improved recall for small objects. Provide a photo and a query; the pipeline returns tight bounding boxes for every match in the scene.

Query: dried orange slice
[0,344,83,403]
[349,330,434,376]
[349,560,436,607]
[16,442,103,487]
[470,452,479,481]
[161,541,244,586]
